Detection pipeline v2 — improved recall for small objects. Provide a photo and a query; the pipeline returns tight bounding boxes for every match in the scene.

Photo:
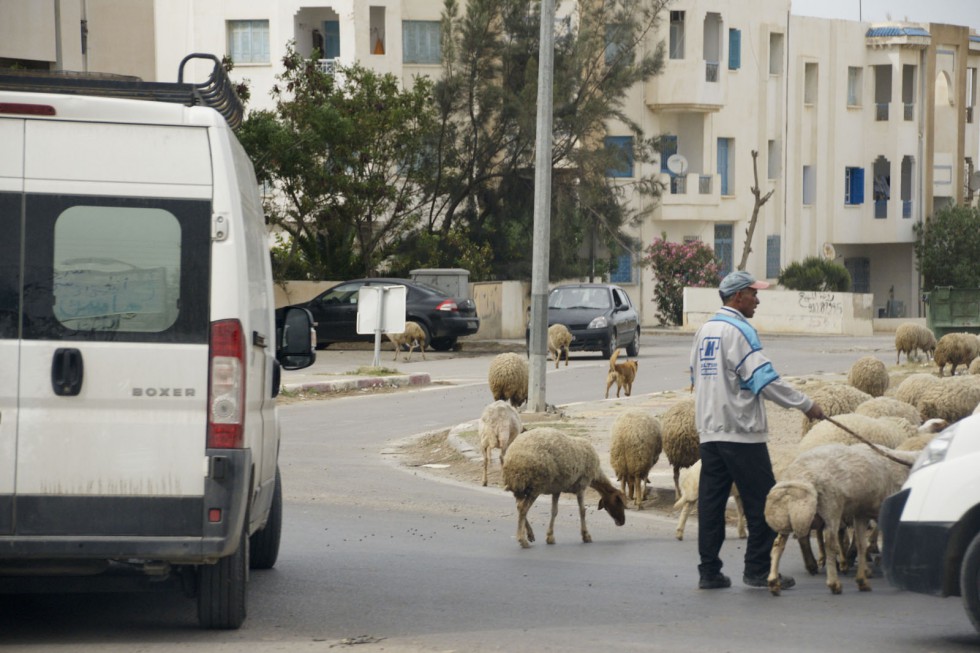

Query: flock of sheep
[472,325,980,596]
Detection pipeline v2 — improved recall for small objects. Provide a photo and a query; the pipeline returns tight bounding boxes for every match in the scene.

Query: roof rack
[0,53,244,129]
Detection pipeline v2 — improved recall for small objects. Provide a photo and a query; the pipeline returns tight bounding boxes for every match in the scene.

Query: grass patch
[348,366,401,376]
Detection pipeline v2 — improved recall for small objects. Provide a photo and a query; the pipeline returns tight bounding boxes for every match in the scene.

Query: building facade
[5,0,979,324]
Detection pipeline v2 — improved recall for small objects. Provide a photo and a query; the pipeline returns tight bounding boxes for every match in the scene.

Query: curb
[283,372,431,395]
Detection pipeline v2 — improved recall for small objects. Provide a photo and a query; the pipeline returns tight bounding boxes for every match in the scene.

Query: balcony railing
[705,61,719,82]
[671,175,687,194]
[904,103,914,121]
[698,175,712,194]
[876,102,889,121]
[316,58,340,75]
[903,200,912,218]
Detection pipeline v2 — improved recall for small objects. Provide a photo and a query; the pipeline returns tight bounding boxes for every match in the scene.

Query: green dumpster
[925,286,980,338]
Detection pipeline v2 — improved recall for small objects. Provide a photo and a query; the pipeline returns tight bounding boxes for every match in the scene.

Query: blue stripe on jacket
[708,313,779,396]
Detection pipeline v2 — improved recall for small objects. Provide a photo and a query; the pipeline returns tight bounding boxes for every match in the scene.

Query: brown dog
[605,349,638,398]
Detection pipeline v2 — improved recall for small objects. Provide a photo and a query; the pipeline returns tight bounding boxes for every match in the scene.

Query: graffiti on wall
[797,292,843,316]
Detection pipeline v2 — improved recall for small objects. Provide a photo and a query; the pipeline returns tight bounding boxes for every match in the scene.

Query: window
[669,11,685,59]
[766,235,781,279]
[370,6,386,55]
[903,64,916,120]
[804,62,818,104]
[403,21,441,64]
[847,66,863,106]
[703,13,721,82]
[769,32,783,75]
[844,167,864,205]
[873,155,890,218]
[717,137,734,195]
[227,20,270,64]
[844,257,870,293]
[714,224,733,276]
[802,165,815,205]
[968,67,977,123]
[609,253,633,284]
[875,64,892,121]
[767,139,780,179]
[728,28,741,70]
[901,156,914,218]
[605,23,632,65]
[605,136,634,177]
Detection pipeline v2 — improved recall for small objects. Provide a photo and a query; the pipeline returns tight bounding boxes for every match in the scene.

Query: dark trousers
[697,441,777,579]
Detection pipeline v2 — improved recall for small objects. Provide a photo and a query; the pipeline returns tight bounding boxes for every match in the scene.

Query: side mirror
[277,306,316,371]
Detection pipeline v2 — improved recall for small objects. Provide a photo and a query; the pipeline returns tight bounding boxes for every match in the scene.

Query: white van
[0,55,315,629]
[880,414,980,634]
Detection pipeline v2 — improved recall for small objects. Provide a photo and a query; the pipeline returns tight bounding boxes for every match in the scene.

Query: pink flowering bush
[641,235,721,326]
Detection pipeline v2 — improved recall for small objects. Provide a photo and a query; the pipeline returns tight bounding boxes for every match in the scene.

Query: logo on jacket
[699,337,720,377]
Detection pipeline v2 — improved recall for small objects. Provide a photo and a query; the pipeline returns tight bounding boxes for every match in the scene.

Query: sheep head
[597,488,627,526]
[765,480,818,539]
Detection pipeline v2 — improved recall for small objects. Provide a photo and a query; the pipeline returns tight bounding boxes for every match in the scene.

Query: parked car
[526,283,640,359]
[283,278,480,351]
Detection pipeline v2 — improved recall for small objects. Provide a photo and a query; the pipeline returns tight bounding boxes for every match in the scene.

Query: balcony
[658,173,722,215]
[317,58,340,75]
[646,58,725,111]
[705,61,719,83]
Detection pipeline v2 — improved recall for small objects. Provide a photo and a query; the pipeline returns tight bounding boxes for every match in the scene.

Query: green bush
[778,256,851,292]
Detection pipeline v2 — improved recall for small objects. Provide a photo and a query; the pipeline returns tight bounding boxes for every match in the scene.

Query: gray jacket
[689,307,812,444]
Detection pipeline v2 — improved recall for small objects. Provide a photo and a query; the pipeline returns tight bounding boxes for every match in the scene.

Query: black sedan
[528,283,640,359]
[282,278,480,351]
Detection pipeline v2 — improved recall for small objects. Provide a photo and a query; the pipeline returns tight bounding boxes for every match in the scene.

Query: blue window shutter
[729,29,741,70]
[604,136,634,178]
[323,21,341,59]
[852,167,865,204]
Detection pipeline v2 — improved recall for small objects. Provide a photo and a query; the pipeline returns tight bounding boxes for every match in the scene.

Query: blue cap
[719,270,770,297]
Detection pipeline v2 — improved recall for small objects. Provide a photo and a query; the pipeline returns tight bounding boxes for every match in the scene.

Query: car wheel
[430,336,457,352]
[626,327,640,357]
[197,518,248,629]
[407,321,432,351]
[249,467,282,570]
[602,331,619,359]
[962,531,980,634]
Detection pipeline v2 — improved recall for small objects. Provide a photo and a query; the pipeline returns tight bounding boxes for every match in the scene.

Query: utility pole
[528,0,556,413]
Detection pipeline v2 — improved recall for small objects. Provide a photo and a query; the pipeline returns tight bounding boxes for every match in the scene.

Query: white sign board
[356,285,407,335]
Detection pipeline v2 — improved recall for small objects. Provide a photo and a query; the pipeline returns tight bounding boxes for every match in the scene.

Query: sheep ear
[597,498,606,510]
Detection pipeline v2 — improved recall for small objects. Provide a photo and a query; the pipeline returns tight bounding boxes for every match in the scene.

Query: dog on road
[605,349,638,398]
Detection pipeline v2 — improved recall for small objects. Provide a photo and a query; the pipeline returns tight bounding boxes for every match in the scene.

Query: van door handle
[52,348,84,396]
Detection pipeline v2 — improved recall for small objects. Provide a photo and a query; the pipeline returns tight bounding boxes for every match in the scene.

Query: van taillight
[0,103,56,116]
[208,319,246,448]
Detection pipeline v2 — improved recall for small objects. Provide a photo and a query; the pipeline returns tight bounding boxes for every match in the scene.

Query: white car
[880,413,980,634]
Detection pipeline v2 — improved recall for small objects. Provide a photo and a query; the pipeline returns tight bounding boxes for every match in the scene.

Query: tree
[777,256,851,292]
[237,48,439,280]
[406,0,668,280]
[913,205,980,290]
[642,235,721,326]
[737,149,774,271]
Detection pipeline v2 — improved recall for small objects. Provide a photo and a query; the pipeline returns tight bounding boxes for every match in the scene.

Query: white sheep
[892,372,941,406]
[547,324,573,369]
[672,459,747,541]
[894,323,936,364]
[764,443,918,595]
[659,398,699,500]
[478,400,523,487]
[609,410,663,510]
[847,356,889,397]
[915,374,980,424]
[387,321,427,362]
[488,352,529,408]
[970,357,980,375]
[800,384,871,435]
[798,413,913,452]
[895,419,948,451]
[854,395,922,426]
[933,332,979,377]
[502,427,627,548]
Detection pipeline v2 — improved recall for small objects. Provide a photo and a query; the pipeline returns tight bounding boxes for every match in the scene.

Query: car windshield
[549,288,611,310]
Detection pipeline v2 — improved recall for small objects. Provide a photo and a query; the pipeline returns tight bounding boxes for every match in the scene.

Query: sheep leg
[823,520,844,594]
[673,467,682,501]
[768,532,789,596]
[853,519,872,592]
[563,347,569,366]
[419,338,426,360]
[732,491,747,539]
[575,491,592,544]
[482,450,489,487]
[798,534,820,575]
[816,526,827,569]
[547,493,561,545]
[675,501,693,540]
[635,474,646,511]
[515,495,537,548]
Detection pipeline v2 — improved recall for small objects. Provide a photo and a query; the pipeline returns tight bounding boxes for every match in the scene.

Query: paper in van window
[53,267,167,320]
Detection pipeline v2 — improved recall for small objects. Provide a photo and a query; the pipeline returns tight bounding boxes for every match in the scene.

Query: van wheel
[250,467,282,570]
[198,520,248,629]
[962,531,980,634]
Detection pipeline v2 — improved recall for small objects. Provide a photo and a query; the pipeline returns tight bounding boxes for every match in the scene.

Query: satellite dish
[666,154,688,175]
[822,242,837,260]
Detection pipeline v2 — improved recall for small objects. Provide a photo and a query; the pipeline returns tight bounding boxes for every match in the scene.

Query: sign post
[356,285,407,367]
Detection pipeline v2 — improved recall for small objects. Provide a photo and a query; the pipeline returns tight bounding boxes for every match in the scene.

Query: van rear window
[18,194,211,344]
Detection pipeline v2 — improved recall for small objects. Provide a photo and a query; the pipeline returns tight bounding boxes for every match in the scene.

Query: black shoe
[744,572,795,589]
[699,573,732,589]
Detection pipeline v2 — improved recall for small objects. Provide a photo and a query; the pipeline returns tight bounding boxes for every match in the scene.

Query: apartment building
[5,0,978,323]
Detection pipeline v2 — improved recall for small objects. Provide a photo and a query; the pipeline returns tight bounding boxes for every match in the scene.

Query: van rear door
[12,118,214,537]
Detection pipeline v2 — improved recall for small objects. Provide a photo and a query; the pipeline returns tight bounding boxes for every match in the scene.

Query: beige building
[4,0,979,323]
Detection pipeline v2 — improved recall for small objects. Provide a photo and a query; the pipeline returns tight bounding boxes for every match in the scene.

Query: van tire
[250,467,283,570]
[962,531,980,634]
[197,520,248,629]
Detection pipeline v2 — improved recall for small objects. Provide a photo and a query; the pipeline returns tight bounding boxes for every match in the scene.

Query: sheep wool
[854,396,922,426]
[672,459,747,541]
[800,384,872,435]
[659,397,699,500]
[970,357,980,375]
[764,443,918,595]
[609,410,663,509]
[478,400,523,487]
[488,352,529,407]
[847,356,889,397]
[547,324,573,369]
[915,374,980,423]
[502,427,626,548]
[892,373,941,406]
[894,323,936,364]
[933,332,980,377]
[798,412,909,452]
[386,321,427,362]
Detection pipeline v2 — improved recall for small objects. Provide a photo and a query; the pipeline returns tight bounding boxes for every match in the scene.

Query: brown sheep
[547,324,573,369]
[387,321,427,362]
[488,352,529,407]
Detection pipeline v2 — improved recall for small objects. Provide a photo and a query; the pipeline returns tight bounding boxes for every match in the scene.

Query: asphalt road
[1,332,977,651]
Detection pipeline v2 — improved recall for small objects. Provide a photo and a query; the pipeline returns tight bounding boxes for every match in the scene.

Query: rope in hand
[821,415,914,467]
